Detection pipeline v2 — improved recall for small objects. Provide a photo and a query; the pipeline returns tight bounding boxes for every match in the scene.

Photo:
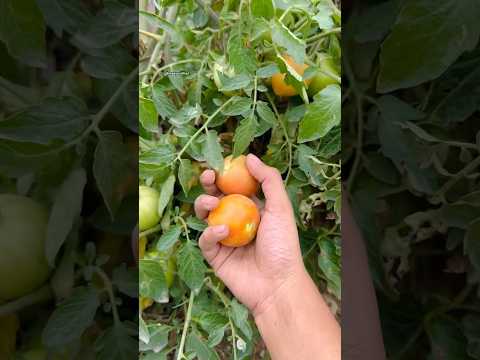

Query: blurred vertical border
[0,0,139,359]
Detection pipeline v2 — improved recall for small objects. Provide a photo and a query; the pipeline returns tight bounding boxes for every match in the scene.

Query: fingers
[199,225,229,264]
[246,154,291,212]
[200,170,222,196]
[194,194,220,220]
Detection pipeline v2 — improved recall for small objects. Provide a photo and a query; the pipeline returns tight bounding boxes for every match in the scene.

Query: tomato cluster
[208,155,261,247]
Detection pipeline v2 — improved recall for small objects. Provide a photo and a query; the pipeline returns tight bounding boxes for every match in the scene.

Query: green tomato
[0,195,51,302]
[308,54,340,96]
[144,251,176,288]
[212,57,237,97]
[139,186,160,231]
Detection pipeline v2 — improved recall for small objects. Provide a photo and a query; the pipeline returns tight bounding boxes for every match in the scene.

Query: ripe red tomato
[207,194,260,247]
[216,155,259,197]
[0,194,51,302]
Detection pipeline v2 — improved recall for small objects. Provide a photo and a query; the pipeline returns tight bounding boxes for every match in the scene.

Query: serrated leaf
[230,299,252,340]
[157,225,182,251]
[203,130,224,172]
[378,0,480,92]
[0,98,89,144]
[271,19,306,65]
[46,168,86,267]
[158,175,175,219]
[95,323,137,360]
[140,259,169,303]
[152,85,177,119]
[0,0,47,67]
[178,159,195,195]
[318,238,341,298]
[227,32,257,75]
[233,115,258,157]
[94,131,132,218]
[177,242,207,292]
[298,85,340,143]
[139,98,158,132]
[112,265,138,298]
[221,97,252,116]
[186,332,220,360]
[256,101,276,125]
[42,287,99,347]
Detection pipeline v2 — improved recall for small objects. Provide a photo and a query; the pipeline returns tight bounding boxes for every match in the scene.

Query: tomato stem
[176,291,195,360]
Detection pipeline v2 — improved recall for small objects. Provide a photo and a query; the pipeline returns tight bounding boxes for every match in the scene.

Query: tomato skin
[308,54,340,96]
[271,55,311,97]
[207,194,260,247]
[216,155,259,197]
[139,186,160,231]
[0,195,51,302]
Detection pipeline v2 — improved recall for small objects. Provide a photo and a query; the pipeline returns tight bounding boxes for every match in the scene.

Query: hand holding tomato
[194,154,305,314]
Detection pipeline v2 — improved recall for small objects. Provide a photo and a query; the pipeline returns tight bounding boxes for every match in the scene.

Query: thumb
[246,154,291,212]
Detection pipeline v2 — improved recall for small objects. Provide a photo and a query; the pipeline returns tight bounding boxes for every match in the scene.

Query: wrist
[252,266,311,319]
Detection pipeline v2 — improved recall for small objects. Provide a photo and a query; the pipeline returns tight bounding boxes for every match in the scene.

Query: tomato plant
[139,0,341,358]
[208,194,260,247]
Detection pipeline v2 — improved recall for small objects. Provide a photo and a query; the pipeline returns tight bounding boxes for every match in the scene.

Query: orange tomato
[207,194,260,247]
[272,54,311,97]
[216,155,259,197]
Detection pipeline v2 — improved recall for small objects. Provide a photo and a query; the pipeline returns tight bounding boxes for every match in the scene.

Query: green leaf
[170,104,202,126]
[36,0,90,36]
[0,97,89,144]
[186,332,220,360]
[256,101,276,125]
[186,216,207,231]
[256,64,280,78]
[94,131,132,218]
[298,85,340,143]
[426,316,470,359]
[46,168,86,267]
[140,323,170,353]
[178,159,195,195]
[0,0,47,67]
[73,2,137,49]
[112,265,138,298]
[233,115,258,157]
[140,259,169,303]
[318,238,341,298]
[271,19,306,65]
[42,287,99,347]
[157,225,182,252]
[203,130,224,172]
[95,323,138,360]
[227,32,257,75]
[139,10,178,36]
[221,97,252,116]
[158,175,175,219]
[377,0,480,92]
[139,98,158,132]
[139,316,149,345]
[152,85,177,119]
[251,0,275,19]
[139,145,175,165]
[230,299,252,340]
[219,74,252,92]
[177,242,207,292]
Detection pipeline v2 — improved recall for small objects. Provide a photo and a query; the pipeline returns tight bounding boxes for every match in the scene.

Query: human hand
[194,154,306,314]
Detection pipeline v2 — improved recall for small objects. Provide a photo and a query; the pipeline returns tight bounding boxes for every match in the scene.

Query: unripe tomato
[212,57,237,97]
[272,54,311,97]
[140,296,154,311]
[216,155,259,197]
[144,251,176,287]
[139,186,160,231]
[308,54,340,96]
[139,236,148,260]
[207,194,260,247]
[0,195,51,302]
